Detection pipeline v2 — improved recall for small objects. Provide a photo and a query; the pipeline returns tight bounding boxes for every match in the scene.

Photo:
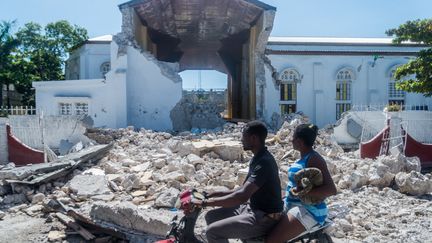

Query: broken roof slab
[118,0,276,71]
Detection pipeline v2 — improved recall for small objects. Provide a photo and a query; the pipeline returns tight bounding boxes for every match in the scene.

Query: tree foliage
[0,20,88,106]
[0,20,20,107]
[386,19,432,96]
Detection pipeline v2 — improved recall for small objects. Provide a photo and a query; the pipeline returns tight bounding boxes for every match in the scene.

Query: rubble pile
[0,116,431,242]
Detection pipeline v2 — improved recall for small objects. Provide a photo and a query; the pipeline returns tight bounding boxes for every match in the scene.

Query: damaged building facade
[33,0,432,130]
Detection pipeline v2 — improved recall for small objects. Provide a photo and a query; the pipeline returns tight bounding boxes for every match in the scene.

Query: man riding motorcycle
[192,120,283,243]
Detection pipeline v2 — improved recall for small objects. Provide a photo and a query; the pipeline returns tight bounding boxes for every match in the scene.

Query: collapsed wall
[7,115,92,149]
[112,7,183,131]
[170,90,227,131]
[255,10,276,120]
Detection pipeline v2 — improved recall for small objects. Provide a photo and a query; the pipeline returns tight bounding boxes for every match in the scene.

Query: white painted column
[313,62,324,126]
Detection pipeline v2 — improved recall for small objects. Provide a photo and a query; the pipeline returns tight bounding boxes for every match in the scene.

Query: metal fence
[352,104,430,112]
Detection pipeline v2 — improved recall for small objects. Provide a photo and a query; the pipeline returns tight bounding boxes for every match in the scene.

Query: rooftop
[268,36,420,46]
[86,35,113,44]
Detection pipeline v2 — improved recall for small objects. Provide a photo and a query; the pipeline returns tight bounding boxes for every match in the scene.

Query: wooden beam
[56,213,96,241]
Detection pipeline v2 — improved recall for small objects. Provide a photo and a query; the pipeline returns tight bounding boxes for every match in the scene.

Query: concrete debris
[90,202,172,236]
[154,187,180,208]
[48,230,66,242]
[82,168,105,176]
[67,175,112,199]
[395,171,432,196]
[0,114,431,242]
[25,204,44,216]
[31,193,45,204]
[0,183,11,196]
[2,193,27,205]
[328,186,432,242]
[170,90,226,131]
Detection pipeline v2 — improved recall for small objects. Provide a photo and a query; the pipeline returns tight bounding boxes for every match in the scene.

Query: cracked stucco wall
[110,5,183,131]
[254,10,276,120]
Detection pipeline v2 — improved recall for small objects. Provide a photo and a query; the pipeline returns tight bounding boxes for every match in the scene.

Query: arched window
[100,62,111,77]
[335,68,354,120]
[388,66,405,106]
[279,68,300,115]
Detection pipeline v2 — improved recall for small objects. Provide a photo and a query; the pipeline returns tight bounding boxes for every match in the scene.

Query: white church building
[33,0,431,131]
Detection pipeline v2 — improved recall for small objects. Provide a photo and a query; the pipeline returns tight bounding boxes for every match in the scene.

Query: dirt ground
[0,213,60,243]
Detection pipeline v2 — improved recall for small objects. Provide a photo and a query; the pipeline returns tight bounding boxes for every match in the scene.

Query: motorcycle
[155,189,334,243]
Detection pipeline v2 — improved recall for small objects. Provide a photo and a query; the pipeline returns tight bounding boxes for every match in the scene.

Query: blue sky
[1,0,431,89]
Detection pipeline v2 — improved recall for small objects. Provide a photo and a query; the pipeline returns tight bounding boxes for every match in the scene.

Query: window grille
[59,103,72,115]
[280,104,297,115]
[279,68,299,115]
[388,68,405,103]
[336,103,351,120]
[335,68,354,119]
[75,103,89,115]
[280,83,297,101]
[58,102,89,115]
[336,81,351,100]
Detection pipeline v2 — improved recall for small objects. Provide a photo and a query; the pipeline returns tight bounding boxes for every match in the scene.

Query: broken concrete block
[348,171,369,189]
[106,174,122,182]
[326,147,341,158]
[236,168,249,185]
[102,161,122,174]
[0,210,5,219]
[68,175,111,198]
[121,158,139,167]
[177,141,200,157]
[378,155,404,174]
[121,174,140,191]
[25,204,44,216]
[166,139,182,153]
[368,163,395,188]
[131,190,147,197]
[181,163,196,178]
[91,194,115,201]
[83,168,106,176]
[48,230,66,242]
[31,193,45,204]
[139,172,155,187]
[395,171,432,196]
[155,187,180,208]
[221,179,237,189]
[404,156,421,173]
[0,184,11,196]
[187,154,205,165]
[2,193,27,205]
[68,141,84,154]
[194,172,209,184]
[132,197,144,205]
[212,139,243,162]
[131,162,150,172]
[0,168,31,181]
[163,171,186,183]
[153,159,166,169]
[90,202,172,236]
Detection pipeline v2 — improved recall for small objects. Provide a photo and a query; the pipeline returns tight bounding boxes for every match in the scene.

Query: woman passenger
[266,124,337,243]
